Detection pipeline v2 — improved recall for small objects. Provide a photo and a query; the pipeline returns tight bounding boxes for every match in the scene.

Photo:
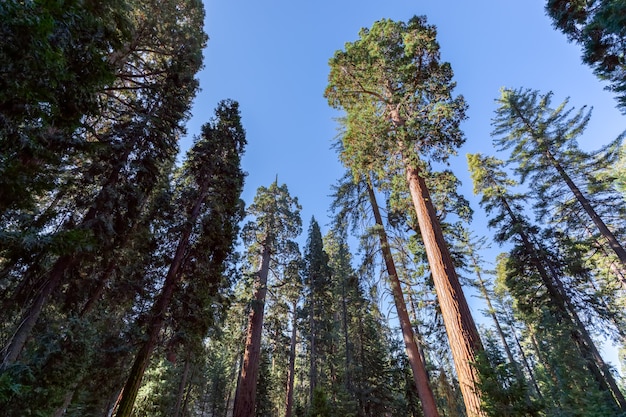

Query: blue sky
[187,0,623,227]
[184,0,624,368]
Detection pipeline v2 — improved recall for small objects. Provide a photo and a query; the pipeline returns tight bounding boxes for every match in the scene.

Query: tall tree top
[325,15,467,175]
[492,88,592,182]
[242,181,302,257]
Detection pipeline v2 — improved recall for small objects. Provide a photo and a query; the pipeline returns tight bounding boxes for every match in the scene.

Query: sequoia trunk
[404,161,485,417]
[233,243,272,417]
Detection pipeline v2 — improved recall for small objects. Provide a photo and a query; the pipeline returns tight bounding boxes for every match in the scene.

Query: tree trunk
[1,255,75,367]
[471,265,525,386]
[173,358,191,417]
[233,243,272,417]
[501,196,626,411]
[403,161,485,417]
[366,177,440,417]
[340,269,352,396]
[545,149,626,274]
[2,149,131,368]
[309,297,317,401]
[509,318,543,400]
[285,301,298,417]
[115,184,207,417]
[51,383,78,417]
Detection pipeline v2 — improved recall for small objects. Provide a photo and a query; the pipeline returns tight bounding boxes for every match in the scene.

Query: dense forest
[1,1,626,417]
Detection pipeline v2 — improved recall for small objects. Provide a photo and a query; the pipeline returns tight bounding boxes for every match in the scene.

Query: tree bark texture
[233,243,272,417]
[366,178,440,417]
[1,255,74,367]
[173,358,191,417]
[404,162,486,417]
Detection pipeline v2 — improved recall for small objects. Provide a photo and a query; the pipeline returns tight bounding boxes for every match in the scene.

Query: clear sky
[184,0,624,369]
[187,0,623,228]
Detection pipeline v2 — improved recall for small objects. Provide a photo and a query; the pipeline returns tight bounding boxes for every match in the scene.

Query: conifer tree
[325,16,485,416]
[115,100,246,417]
[1,0,206,373]
[302,218,333,403]
[234,181,302,417]
[545,0,626,111]
[468,152,626,413]
[492,88,626,273]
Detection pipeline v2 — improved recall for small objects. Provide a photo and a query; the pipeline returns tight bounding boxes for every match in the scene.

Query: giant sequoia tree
[234,182,302,417]
[325,16,485,416]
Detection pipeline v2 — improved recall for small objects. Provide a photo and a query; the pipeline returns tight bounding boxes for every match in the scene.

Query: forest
[1,1,626,416]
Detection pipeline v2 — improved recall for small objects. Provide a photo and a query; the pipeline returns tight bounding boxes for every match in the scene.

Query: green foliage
[308,386,331,417]
[0,0,127,212]
[242,181,302,259]
[545,0,626,111]
[325,15,467,180]
[474,334,541,417]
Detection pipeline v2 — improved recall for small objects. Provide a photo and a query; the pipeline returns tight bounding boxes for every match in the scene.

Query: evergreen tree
[1,1,206,413]
[468,152,626,413]
[302,218,333,403]
[492,88,626,274]
[234,181,302,417]
[545,0,626,111]
[325,16,485,416]
[115,99,246,417]
[0,0,129,213]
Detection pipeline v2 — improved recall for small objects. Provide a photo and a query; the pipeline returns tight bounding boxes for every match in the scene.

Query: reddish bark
[233,243,272,417]
[404,162,486,417]
[115,184,207,417]
[366,178,440,417]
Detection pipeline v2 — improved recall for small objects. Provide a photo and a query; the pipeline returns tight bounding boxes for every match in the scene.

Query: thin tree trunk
[509,318,543,400]
[1,255,75,367]
[340,269,352,396]
[173,358,191,417]
[2,148,132,368]
[233,243,272,417]
[510,101,626,272]
[470,264,525,386]
[51,383,78,417]
[546,149,626,269]
[403,161,485,417]
[115,184,207,417]
[309,298,317,400]
[285,301,298,417]
[181,375,193,417]
[80,261,117,317]
[366,177,440,417]
[529,329,563,410]
[501,196,626,411]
